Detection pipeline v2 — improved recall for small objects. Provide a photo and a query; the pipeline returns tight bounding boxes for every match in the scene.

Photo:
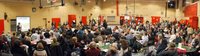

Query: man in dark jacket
[156,34,168,54]
[37,36,47,46]
[103,20,108,29]
[120,18,124,26]
[11,40,28,56]
[87,30,95,42]
[157,43,178,56]
[77,29,84,41]
[37,35,51,56]
[91,19,96,27]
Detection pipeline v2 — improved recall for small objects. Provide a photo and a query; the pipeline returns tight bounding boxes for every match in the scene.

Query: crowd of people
[0,19,200,56]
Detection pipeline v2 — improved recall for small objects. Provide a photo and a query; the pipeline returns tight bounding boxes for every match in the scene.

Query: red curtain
[151,16,160,25]
[189,17,198,30]
[52,18,60,28]
[0,19,4,35]
[68,14,76,27]
[136,17,144,25]
[82,16,87,25]
[184,3,197,17]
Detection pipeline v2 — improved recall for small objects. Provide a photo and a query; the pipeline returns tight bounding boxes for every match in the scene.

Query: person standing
[103,20,108,29]
[72,20,76,28]
[16,23,22,36]
[33,43,47,56]
[91,19,96,27]
[120,18,124,26]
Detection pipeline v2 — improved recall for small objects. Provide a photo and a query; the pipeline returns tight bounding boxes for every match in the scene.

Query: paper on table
[84,45,88,50]
[102,49,108,52]
[178,43,182,48]
[72,28,75,32]
[178,43,186,50]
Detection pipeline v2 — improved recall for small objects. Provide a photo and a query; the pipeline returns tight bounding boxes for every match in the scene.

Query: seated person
[11,40,28,56]
[156,34,168,54]
[118,39,132,56]
[190,35,200,48]
[131,36,142,53]
[33,42,47,56]
[50,38,63,56]
[106,43,119,56]
[66,37,81,56]
[187,35,200,56]
[85,41,100,56]
[157,43,178,56]
[173,33,183,44]
[37,35,47,47]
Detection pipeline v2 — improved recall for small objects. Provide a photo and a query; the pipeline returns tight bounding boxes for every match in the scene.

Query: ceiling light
[168,0,170,2]
[185,2,190,4]
[88,0,91,3]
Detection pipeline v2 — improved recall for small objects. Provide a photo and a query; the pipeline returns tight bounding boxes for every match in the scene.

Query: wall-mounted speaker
[81,0,86,5]
[74,1,78,5]
[39,0,43,9]
[4,12,7,20]
[95,0,99,5]
[32,7,36,12]
[61,0,65,6]
[82,8,84,12]
[168,1,175,8]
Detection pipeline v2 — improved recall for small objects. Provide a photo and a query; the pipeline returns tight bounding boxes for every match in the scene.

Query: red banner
[136,17,144,25]
[151,16,160,25]
[0,19,4,35]
[52,18,60,28]
[189,17,198,30]
[184,3,197,17]
[82,16,87,25]
[68,14,76,27]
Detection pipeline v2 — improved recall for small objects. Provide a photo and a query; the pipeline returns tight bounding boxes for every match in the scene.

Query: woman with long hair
[33,43,47,56]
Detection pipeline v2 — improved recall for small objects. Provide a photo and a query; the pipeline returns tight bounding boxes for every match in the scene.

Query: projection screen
[16,16,30,32]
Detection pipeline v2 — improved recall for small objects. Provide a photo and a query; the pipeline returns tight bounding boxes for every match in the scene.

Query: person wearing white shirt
[164,27,168,33]
[31,31,40,41]
[118,39,131,56]
[140,33,149,45]
[169,33,176,42]
[187,26,193,35]
[164,32,171,39]
[118,26,123,33]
